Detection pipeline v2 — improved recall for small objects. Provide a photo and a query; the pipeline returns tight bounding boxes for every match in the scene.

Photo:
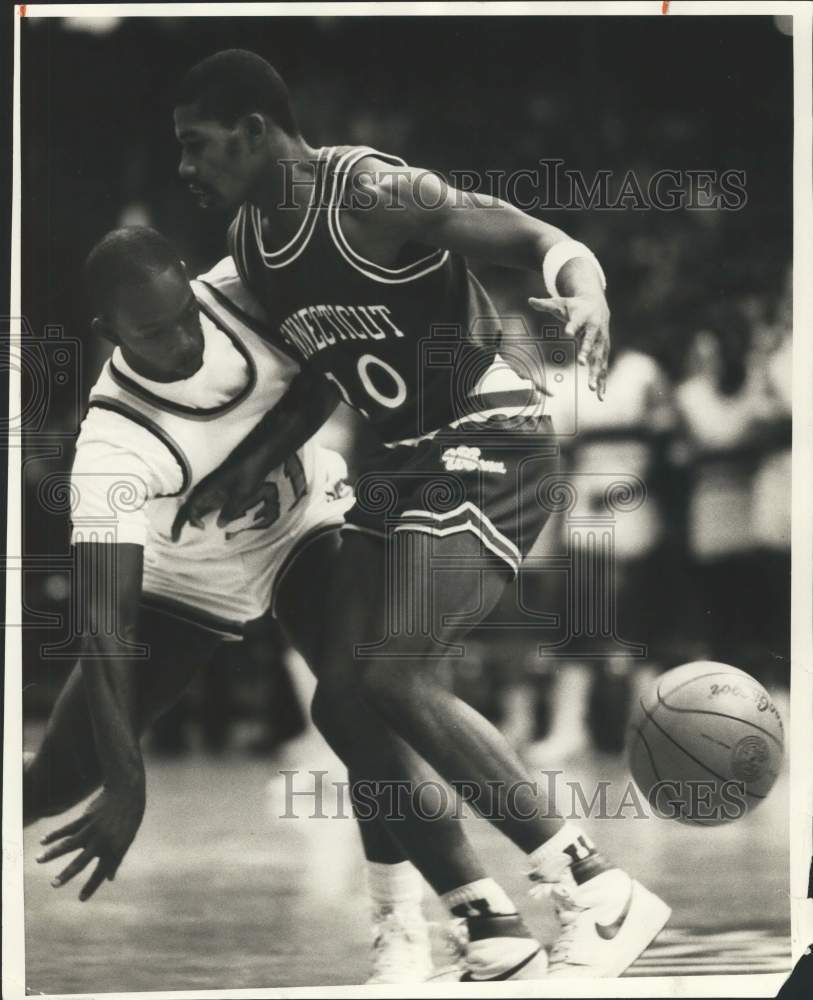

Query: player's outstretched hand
[171,460,267,541]
[528,294,611,400]
[37,784,145,901]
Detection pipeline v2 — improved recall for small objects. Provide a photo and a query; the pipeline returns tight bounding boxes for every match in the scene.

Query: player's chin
[188,186,219,210]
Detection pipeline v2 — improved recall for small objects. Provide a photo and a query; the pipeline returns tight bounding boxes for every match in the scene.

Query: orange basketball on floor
[627,661,784,826]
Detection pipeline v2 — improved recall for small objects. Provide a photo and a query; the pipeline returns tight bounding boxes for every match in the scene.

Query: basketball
[627,662,784,826]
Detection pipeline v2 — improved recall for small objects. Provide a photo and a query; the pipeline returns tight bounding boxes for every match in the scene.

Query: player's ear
[92,316,118,345]
[242,112,268,147]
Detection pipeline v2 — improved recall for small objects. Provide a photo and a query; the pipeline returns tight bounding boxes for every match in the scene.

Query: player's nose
[178,154,196,181]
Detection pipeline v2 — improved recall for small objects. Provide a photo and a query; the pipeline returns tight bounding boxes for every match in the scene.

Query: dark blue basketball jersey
[229,145,536,444]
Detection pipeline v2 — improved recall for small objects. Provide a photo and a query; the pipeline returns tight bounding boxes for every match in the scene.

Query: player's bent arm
[172,368,339,537]
[354,161,605,291]
[352,161,611,397]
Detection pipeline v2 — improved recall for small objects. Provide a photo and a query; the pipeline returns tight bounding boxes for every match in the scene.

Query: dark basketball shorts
[343,413,560,577]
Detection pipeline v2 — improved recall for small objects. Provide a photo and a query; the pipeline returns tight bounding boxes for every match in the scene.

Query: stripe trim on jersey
[326,146,450,284]
[228,214,250,288]
[141,592,245,639]
[195,277,302,367]
[245,147,334,270]
[393,501,521,574]
[193,278,266,339]
[107,307,258,420]
[87,397,192,497]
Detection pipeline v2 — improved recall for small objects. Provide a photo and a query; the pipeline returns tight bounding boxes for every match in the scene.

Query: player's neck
[120,347,203,384]
[251,136,321,218]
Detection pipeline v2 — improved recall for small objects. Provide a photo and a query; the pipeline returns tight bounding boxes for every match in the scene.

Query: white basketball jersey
[73,257,322,560]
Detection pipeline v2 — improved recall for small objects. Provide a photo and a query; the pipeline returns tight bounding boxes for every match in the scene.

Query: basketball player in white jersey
[25,227,559,985]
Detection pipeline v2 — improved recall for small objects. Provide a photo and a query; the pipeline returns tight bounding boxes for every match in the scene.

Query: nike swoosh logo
[460,946,542,982]
[595,883,635,940]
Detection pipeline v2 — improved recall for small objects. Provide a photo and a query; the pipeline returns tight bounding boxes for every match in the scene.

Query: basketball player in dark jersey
[171,50,670,979]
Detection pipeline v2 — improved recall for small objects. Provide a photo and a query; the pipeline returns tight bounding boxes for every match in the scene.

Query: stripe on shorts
[393,501,521,574]
[140,593,245,639]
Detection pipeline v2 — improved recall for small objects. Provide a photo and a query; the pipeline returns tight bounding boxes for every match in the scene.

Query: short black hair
[85,226,184,317]
[175,49,298,135]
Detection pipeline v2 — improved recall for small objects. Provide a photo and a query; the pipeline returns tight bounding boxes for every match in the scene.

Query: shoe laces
[547,885,588,966]
[370,906,429,976]
[443,917,469,963]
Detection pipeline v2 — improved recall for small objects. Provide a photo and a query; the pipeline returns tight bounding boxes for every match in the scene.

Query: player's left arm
[353,161,610,397]
[171,367,340,538]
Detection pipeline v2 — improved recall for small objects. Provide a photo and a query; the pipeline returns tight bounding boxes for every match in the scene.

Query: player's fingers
[218,485,264,527]
[51,847,94,888]
[587,338,610,395]
[217,497,250,528]
[578,323,600,368]
[79,860,110,902]
[597,366,608,402]
[598,331,610,400]
[36,834,85,864]
[40,815,88,845]
[528,297,569,323]
[170,502,205,542]
[171,504,191,542]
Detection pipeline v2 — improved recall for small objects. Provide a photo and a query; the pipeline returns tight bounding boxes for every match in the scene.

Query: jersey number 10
[325,353,407,419]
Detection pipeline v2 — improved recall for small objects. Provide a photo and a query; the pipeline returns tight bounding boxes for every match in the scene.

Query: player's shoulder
[193,255,268,327]
[74,395,183,498]
[335,146,412,204]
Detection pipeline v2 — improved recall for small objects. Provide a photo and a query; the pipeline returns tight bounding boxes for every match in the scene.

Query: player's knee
[309,687,333,739]
[310,684,356,756]
[355,657,425,712]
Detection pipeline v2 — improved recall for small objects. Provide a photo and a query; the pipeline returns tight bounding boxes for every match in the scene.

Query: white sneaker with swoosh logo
[546,869,671,978]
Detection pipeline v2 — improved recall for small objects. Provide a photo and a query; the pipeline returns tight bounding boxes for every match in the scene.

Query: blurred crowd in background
[20,14,792,760]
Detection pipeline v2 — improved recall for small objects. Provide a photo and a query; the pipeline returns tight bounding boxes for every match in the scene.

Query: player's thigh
[323,529,509,664]
[273,527,342,676]
[45,609,216,738]
[135,606,223,724]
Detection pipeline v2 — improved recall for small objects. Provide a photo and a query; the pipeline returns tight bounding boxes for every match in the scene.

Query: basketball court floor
[22,697,791,993]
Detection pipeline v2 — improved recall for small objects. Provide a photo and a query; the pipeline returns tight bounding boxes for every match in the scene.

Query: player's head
[173,49,299,211]
[85,227,204,381]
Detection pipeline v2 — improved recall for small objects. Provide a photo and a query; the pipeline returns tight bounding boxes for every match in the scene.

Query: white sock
[527,824,610,885]
[441,878,517,918]
[366,861,424,910]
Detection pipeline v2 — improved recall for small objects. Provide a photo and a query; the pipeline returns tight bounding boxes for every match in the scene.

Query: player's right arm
[37,538,148,901]
[37,412,180,900]
[36,541,148,900]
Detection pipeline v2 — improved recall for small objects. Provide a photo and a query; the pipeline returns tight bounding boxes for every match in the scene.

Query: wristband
[542,240,607,297]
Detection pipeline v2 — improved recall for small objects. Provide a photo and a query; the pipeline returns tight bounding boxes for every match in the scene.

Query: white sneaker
[365,904,434,984]
[544,869,670,978]
[447,913,548,982]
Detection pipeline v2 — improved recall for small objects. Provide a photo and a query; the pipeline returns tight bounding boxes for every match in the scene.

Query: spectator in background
[674,325,765,675]
[748,275,792,688]
[525,340,675,762]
